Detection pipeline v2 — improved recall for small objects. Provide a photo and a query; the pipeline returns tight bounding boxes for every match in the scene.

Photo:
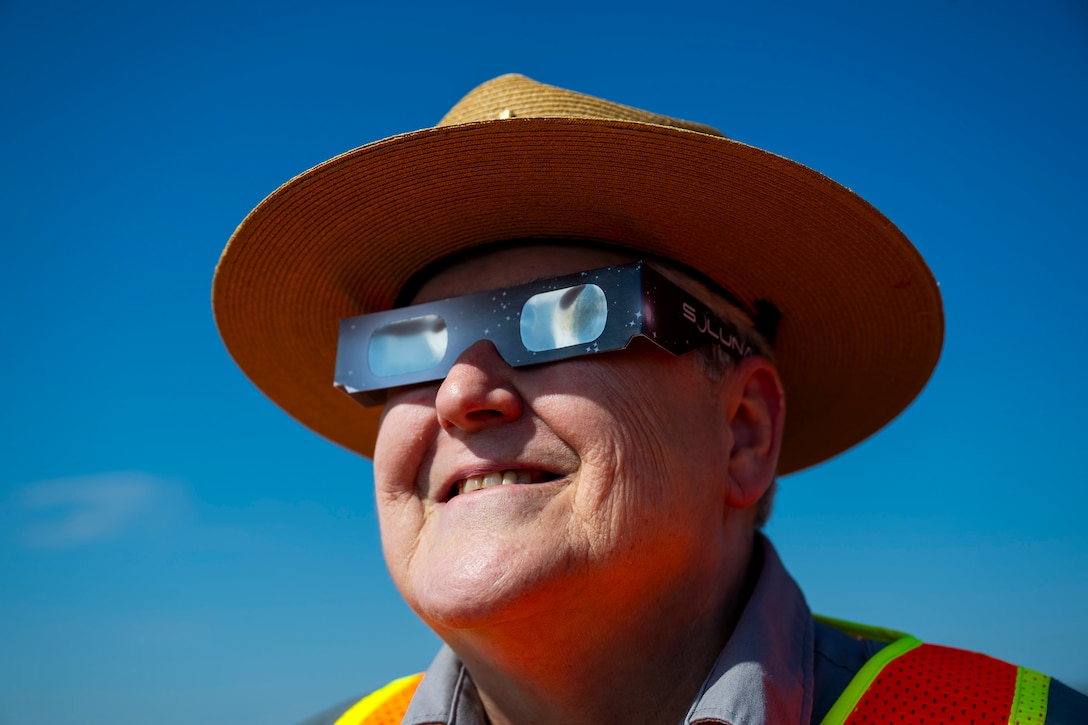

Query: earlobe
[721,356,786,510]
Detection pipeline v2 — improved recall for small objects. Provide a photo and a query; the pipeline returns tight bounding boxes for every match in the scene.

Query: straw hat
[213,74,943,475]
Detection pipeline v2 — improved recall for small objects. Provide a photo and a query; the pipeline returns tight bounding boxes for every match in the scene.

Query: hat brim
[213,117,943,475]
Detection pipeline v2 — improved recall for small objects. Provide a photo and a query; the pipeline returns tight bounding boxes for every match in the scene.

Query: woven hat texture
[213,74,944,474]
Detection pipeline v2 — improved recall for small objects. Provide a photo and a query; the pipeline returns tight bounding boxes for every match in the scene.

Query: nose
[435,341,525,434]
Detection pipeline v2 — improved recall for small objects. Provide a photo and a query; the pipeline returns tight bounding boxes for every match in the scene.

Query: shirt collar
[685,534,814,724]
[403,535,814,725]
[401,645,486,725]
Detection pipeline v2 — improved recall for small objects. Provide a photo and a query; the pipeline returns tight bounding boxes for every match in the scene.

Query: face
[373,245,742,636]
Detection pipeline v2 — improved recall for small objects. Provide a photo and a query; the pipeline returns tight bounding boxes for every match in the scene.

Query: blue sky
[1,1,1085,723]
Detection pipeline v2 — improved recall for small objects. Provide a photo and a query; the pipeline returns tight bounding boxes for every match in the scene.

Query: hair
[650,258,779,529]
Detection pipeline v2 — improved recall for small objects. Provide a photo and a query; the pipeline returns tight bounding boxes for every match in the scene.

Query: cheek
[372,399,437,577]
[374,396,437,494]
[557,357,710,456]
[551,358,727,519]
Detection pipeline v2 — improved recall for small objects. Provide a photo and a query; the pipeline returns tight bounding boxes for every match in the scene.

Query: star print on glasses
[335,261,763,406]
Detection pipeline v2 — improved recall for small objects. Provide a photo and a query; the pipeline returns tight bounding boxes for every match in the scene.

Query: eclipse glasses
[335,261,761,406]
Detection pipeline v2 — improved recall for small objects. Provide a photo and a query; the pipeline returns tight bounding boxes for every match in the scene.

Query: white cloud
[14,471,184,548]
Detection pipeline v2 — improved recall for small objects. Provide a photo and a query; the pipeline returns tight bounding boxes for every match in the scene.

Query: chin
[406,553,568,633]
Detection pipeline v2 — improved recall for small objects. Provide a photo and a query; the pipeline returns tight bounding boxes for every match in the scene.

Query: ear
[720,356,785,510]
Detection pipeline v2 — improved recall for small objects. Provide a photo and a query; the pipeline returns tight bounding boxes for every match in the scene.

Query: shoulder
[815,616,1088,725]
[811,617,889,723]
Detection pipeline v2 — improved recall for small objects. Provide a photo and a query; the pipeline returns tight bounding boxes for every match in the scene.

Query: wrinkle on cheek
[374,400,437,594]
[378,496,430,606]
[375,402,436,497]
[566,406,659,559]
[570,359,719,555]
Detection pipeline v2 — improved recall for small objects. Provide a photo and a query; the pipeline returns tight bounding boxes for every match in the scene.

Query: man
[213,75,1086,724]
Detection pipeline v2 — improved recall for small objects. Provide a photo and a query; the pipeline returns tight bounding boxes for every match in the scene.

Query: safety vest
[814,616,1053,725]
[334,618,1061,725]
[334,673,422,725]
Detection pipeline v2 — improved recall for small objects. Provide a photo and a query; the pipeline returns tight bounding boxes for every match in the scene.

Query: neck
[437,535,760,725]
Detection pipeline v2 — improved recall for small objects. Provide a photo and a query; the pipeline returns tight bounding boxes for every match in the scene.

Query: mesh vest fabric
[334,637,1062,724]
[820,639,1051,725]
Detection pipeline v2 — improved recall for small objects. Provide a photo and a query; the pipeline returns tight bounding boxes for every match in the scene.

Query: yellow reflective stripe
[817,635,923,725]
[333,673,424,725]
[1009,666,1050,725]
[813,614,910,644]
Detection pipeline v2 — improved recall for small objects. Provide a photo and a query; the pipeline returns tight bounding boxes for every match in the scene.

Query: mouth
[447,469,561,500]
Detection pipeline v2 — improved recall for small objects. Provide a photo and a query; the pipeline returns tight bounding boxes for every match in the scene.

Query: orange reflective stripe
[334,673,424,725]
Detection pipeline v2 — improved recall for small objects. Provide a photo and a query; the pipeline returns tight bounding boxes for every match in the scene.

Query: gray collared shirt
[400,535,884,725]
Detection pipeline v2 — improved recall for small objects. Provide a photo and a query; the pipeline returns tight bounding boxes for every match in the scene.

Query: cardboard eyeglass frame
[335,261,759,407]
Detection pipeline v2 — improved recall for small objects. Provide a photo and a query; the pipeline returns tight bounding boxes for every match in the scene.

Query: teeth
[502,470,532,486]
[458,469,536,495]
